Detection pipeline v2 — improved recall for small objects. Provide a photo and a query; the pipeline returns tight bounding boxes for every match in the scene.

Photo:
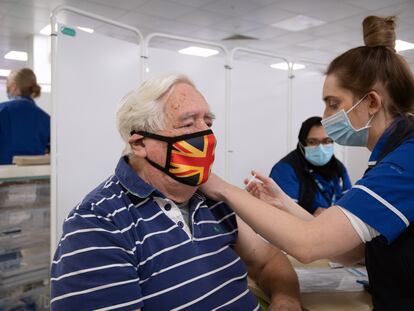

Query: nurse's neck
[367,113,395,151]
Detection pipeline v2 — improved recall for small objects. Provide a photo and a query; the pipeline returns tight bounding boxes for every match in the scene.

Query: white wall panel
[228,59,289,187]
[53,26,141,246]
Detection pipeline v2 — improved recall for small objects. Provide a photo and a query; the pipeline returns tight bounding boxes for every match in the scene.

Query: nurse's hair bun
[363,16,396,51]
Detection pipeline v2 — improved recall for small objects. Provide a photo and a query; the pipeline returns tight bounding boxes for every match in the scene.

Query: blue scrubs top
[337,132,414,244]
[270,161,352,213]
[0,96,50,165]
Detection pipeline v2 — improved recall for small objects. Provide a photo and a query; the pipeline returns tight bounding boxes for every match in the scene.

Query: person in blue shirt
[270,116,351,215]
[50,74,301,311]
[200,15,414,309]
[0,68,50,165]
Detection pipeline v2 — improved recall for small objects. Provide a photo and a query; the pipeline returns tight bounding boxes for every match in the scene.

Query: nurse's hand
[244,170,287,209]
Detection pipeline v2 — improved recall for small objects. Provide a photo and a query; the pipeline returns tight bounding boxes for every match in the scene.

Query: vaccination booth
[0,5,372,310]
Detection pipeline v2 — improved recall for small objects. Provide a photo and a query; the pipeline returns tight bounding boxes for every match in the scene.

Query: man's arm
[234,216,301,310]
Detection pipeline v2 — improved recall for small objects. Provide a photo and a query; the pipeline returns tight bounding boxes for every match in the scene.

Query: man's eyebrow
[206,112,216,120]
[178,112,216,121]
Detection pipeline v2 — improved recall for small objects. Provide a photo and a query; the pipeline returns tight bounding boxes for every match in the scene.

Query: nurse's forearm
[277,195,314,221]
[222,184,316,262]
[221,184,361,263]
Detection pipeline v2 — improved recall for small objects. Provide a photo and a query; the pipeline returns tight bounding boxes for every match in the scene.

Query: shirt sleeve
[338,207,380,243]
[269,161,299,201]
[337,157,414,244]
[50,207,143,311]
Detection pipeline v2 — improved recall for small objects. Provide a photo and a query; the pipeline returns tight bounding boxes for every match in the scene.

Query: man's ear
[367,90,382,116]
[128,133,147,158]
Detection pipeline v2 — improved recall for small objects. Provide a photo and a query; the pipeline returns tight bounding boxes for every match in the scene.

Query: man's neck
[129,156,197,203]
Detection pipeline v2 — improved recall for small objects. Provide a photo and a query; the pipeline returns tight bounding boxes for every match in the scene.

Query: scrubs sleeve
[337,144,414,243]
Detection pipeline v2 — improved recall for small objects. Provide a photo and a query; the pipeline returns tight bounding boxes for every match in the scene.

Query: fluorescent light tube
[4,51,28,61]
[0,69,11,77]
[178,46,219,57]
[270,62,305,70]
[40,24,51,35]
[396,39,414,52]
[272,15,325,32]
[77,26,94,33]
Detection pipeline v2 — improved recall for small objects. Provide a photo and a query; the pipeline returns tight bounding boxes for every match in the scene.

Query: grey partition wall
[51,7,142,248]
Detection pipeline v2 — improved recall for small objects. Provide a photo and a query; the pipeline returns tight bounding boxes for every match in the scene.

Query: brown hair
[9,68,41,99]
[326,16,414,118]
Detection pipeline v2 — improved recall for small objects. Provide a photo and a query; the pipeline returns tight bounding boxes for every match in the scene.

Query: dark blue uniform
[0,96,50,164]
[338,125,414,310]
[270,161,352,213]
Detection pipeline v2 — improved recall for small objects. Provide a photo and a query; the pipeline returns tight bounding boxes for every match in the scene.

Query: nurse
[201,15,414,309]
[269,116,352,215]
[0,68,50,164]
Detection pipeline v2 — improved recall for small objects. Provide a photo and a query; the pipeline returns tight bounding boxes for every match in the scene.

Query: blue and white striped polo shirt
[51,156,261,310]
[337,133,414,243]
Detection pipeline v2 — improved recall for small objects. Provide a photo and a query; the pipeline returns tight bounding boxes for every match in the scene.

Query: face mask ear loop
[347,93,369,114]
[365,113,376,129]
[298,142,306,156]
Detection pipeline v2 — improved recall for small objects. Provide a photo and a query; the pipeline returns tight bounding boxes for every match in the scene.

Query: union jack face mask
[131,129,216,186]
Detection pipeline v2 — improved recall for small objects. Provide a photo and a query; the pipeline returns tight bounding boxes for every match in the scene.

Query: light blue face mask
[321,94,375,147]
[304,144,334,166]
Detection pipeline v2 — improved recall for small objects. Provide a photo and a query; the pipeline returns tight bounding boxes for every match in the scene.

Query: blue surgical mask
[321,94,375,147]
[304,144,334,166]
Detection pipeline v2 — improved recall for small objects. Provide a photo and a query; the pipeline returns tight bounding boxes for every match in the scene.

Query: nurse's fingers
[245,180,258,193]
[251,170,272,184]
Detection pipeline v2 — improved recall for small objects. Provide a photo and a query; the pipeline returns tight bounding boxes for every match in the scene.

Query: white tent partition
[290,63,326,144]
[228,48,290,187]
[50,6,143,250]
[143,34,229,179]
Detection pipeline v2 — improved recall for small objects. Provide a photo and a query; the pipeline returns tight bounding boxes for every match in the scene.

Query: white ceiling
[0,0,413,71]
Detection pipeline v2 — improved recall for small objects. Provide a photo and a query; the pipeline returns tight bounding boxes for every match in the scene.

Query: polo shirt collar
[114,156,208,204]
[115,156,157,198]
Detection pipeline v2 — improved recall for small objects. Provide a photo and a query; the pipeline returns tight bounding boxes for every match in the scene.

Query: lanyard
[313,176,336,205]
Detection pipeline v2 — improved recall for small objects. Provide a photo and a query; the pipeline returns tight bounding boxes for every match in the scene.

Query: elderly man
[51,75,300,310]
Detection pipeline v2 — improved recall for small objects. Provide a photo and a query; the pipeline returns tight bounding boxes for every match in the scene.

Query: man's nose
[196,120,210,131]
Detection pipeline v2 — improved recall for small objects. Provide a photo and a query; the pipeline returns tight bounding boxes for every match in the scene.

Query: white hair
[116,74,195,155]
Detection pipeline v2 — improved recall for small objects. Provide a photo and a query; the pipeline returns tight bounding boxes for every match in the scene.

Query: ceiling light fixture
[40,24,51,35]
[272,15,325,32]
[270,62,305,70]
[270,62,306,70]
[77,26,94,33]
[0,69,11,77]
[4,51,28,62]
[396,39,414,52]
[178,46,219,57]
